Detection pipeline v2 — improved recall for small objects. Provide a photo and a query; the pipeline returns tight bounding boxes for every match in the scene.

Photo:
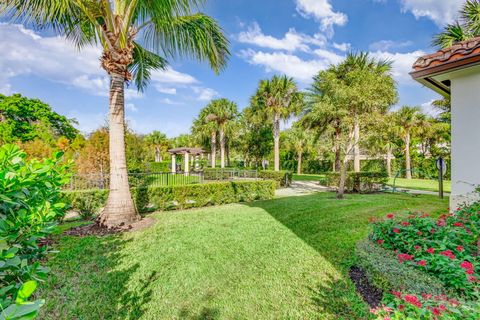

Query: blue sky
[0,0,462,137]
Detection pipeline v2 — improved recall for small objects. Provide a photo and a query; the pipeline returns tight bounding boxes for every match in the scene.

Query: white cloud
[159,98,184,106]
[295,0,348,34]
[0,23,106,96]
[126,103,138,112]
[150,68,198,85]
[156,87,177,95]
[0,23,199,101]
[421,99,441,117]
[240,49,343,82]
[400,0,461,26]
[237,22,326,52]
[370,50,426,84]
[332,42,351,52]
[193,87,219,101]
[369,40,413,52]
[67,110,107,134]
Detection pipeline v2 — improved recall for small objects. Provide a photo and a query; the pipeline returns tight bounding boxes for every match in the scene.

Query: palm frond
[142,13,230,73]
[129,42,168,92]
[461,0,480,35]
[433,22,472,48]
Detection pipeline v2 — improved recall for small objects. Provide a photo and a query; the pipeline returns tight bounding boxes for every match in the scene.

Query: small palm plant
[1,0,230,227]
[433,0,480,48]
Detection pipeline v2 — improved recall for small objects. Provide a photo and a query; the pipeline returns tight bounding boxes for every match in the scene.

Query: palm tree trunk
[338,130,355,200]
[353,116,361,173]
[405,131,412,179]
[155,146,161,163]
[274,112,280,171]
[334,126,341,172]
[386,147,392,178]
[220,128,226,168]
[337,157,349,199]
[297,151,303,175]
[100,74,139,227]
[211,131,216,168]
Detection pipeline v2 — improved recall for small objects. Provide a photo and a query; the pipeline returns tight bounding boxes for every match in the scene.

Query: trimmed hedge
[202,168,292,187]
[355,239,450,296]
[325,171,388,193]
[62,180,276,214]
[258,170,292,187]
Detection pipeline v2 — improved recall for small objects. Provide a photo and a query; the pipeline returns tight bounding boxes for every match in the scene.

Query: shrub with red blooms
[370,203,480,298]
[372,291,480,320]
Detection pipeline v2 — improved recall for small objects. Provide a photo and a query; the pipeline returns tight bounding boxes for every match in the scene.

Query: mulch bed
[349,266,383,308]
[64,217,156,237]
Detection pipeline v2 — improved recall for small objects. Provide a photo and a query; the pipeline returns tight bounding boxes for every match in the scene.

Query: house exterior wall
[450,72,480,208]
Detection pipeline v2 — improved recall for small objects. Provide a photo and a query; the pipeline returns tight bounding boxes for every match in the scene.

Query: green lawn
[40,193,447,320]
[293,173,326,182]
[387,178,451,193]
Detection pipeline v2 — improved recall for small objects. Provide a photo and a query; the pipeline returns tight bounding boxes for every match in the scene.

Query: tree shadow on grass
[246,193,393,319]
[40,235,156,320]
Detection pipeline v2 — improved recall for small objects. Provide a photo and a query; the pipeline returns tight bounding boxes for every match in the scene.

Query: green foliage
[371,205,480,298]
[0,144,70,319]
[373,292,480,319]
[61,190,108,220]
[63,181,276,214]
[258,170,292,187]
[144,162,171,172]
[433,1,480,48]
[356,240,449,296]
[39,193,447,319]
[0,94,78,144]
[325,171,388,192]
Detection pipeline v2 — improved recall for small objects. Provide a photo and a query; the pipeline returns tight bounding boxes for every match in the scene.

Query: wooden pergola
[168,147,205,174]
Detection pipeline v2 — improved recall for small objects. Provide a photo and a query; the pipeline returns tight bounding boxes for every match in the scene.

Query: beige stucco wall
[450,71,480,208]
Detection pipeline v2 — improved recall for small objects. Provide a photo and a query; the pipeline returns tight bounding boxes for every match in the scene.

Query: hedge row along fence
[325,171,388,193]
[203,168,292,187]
[61,180,276,216]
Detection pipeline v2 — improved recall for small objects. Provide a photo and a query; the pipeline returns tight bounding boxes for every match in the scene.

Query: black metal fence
[65,169,260,191]
[65,172,204,190]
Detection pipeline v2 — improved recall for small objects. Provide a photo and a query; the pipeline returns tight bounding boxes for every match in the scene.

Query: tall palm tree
[285,126,313,175]
[433,0,480,48]
[394,106,424,180]
[145,131,168,162]
[250,75,302,171]
[192,108,218,168]
[2,0,229,227]
[337,52,396,172]
[204,99,238,168]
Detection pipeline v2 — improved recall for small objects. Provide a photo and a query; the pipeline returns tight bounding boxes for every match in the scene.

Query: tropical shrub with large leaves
[0,145,70,319]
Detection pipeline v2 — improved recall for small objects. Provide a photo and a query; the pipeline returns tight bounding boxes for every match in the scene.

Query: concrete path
[276,181,331,197]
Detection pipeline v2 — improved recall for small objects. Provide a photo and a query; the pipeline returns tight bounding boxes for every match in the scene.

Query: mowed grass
[387,178,451,193]
[40,193,447,320]
[293,174,326,182]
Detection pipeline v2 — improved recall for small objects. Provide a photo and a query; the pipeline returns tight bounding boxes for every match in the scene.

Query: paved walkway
[276,181,331,197]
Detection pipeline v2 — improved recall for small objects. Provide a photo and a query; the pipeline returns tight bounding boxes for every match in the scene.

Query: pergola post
[171,154,176,174]
[184,152,190,175]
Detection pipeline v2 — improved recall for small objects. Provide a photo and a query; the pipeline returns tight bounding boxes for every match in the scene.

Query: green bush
[0,144,70,319]
[325,171,388,192]
[63,180,276,214]
[61,189,108,220]
[144,161,171,173]
[258,170,292,187]
[355,240,449,296]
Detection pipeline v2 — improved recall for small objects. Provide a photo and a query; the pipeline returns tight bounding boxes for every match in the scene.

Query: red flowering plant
[372,291,480,320]
[370,204,480,298]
